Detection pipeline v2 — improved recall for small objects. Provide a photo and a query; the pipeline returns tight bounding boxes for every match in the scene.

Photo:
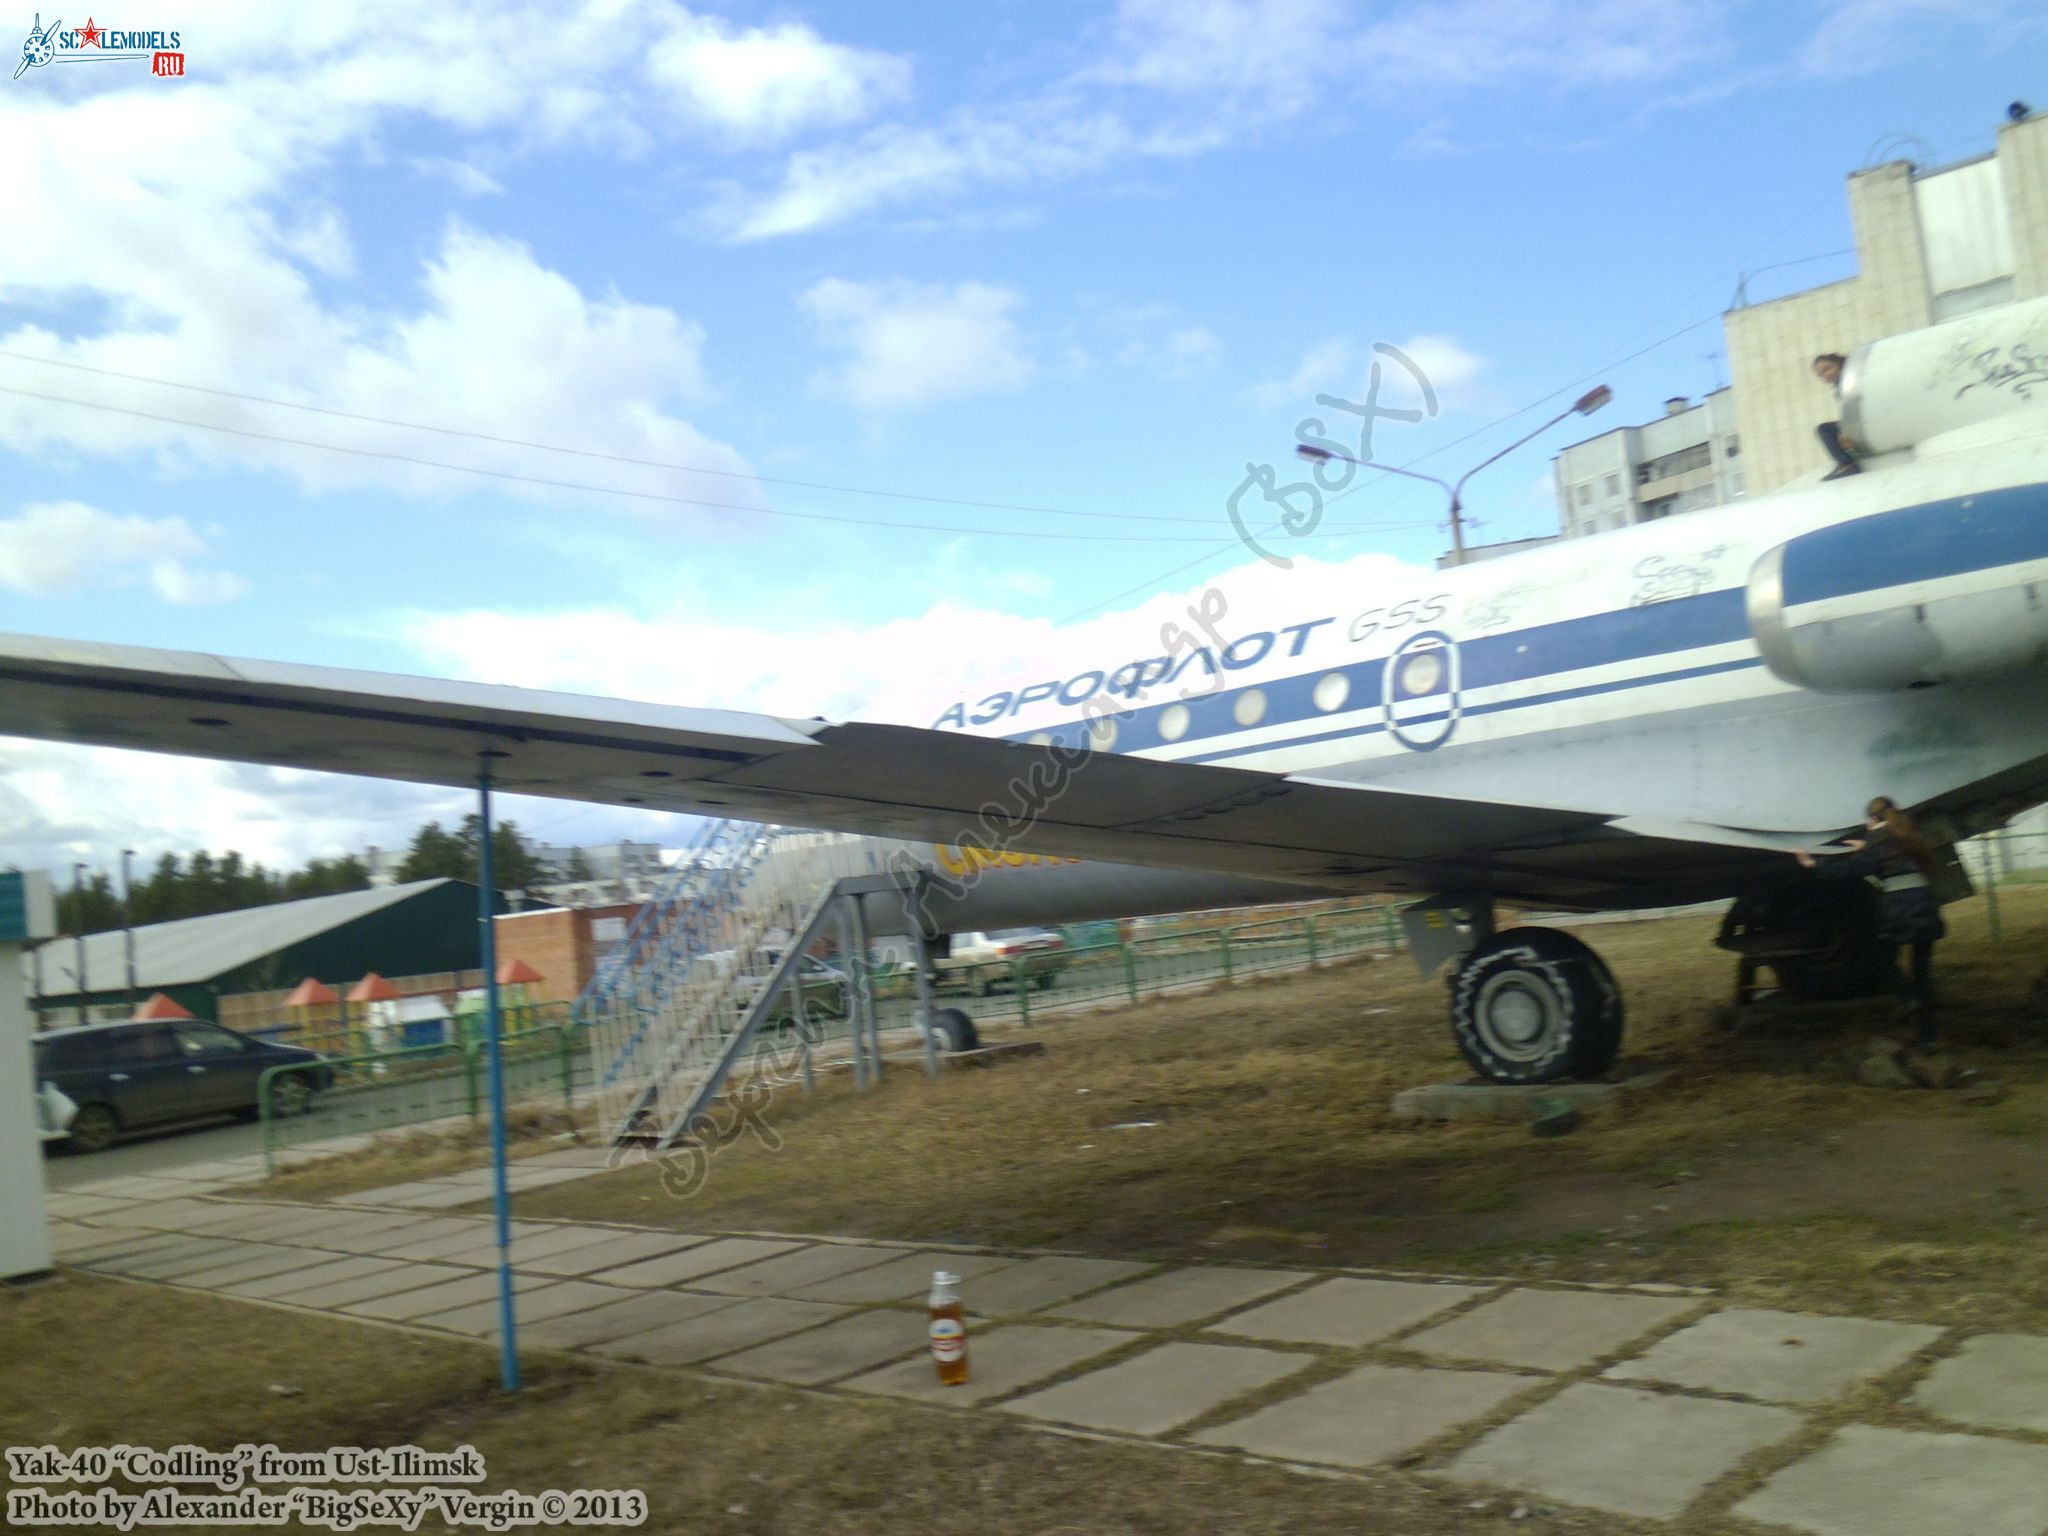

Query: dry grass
[1,1276,1673,1536]
[253,1106,590,1203]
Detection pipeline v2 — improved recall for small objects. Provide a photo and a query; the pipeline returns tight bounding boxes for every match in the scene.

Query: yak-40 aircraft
[5,298,2047,1086]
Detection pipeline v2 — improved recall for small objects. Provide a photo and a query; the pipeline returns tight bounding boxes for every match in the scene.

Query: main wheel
[926,1007,980,1054]
[66,1103,120,1154]
[1449,928,1623,1083]
[270,1075,315,1117]
[1762,882,1890,1000]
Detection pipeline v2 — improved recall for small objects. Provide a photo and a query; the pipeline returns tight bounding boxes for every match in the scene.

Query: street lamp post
[120,848,137,1013]
[70,861,87,1026]
[1299,385,1612,566]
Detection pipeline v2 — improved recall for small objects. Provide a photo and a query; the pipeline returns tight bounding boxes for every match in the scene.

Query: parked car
[33,1018,333,1153]
[934,927,1068,995]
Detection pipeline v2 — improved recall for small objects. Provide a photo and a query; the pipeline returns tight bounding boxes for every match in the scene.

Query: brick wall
[491,903,642,1005]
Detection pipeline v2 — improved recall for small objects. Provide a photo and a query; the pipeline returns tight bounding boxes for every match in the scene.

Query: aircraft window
[1313,672,1350,713]
[1086,715,1118,750]
[1157,703,1190,742]
[1401,650,1444,695]
[1233,689,1268,728]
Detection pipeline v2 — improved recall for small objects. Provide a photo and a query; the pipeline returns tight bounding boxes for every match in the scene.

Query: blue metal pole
[478,759,519,1392]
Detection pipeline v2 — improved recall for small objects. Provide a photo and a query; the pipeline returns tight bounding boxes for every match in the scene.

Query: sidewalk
[43,1158,2048,1535]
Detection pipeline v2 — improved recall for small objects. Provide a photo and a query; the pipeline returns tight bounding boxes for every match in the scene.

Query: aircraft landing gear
[1448,929,1624,1082]
[1401,896,1625,1084]
[1717,881,1889,1005]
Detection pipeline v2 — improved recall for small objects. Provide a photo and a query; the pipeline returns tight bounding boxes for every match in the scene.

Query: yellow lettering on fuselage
[932,844,1084,876]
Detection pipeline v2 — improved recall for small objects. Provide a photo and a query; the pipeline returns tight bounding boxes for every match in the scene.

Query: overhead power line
[0,383,1443,545]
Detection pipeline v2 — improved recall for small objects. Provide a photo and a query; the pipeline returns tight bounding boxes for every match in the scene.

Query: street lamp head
[1295,444,1334,463]
[1573,385,1614,415]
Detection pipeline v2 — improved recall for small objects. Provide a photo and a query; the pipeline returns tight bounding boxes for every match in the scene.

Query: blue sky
[0,0,2039,876]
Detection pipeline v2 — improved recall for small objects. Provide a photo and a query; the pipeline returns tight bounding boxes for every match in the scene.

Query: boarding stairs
[577,823,901,1149]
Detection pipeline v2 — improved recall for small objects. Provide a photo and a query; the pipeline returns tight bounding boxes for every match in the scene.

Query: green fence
[259,1012,585,1173]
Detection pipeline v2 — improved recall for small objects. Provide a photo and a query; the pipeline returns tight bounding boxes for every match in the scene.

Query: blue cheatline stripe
[1000,582,1755,756]
[1781,483,2048,605]
[1173,654,1765,766]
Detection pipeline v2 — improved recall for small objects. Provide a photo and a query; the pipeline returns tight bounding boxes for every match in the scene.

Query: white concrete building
[1552,388,1744,539]
[1725,109,2048,494]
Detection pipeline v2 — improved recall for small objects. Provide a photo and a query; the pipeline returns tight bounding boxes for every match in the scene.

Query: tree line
[52,814,558,937]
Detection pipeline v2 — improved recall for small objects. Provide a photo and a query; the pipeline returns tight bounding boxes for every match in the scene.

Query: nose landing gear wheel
[1449,927,1623,1083]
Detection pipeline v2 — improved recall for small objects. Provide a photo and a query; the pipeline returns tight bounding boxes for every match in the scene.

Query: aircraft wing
[0,631,1794,908]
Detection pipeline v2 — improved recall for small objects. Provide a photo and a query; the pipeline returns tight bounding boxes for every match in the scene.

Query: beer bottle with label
[928,1270,969,1386]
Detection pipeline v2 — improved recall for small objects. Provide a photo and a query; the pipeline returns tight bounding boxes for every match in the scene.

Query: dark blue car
[34,1018,331,1153]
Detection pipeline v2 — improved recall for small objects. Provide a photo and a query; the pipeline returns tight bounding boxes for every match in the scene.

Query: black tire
[270,1075,315,1118]
[1763,882,1890,1000]
[1449,928,1623,1083]
[927,1007,980,1054]
[66,1103,119,1154]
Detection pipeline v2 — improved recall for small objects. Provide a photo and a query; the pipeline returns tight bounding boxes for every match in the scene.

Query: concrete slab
[1913,1333,2048,1433]
[961,1256,1155,1316]
[356,1218,490,1255]
[1605,1308,1942,1404]
[415,1281,631,1337]
[209,1206,352,1243]
[59,1230,187,1265]
[220,1256,411,1302]
[689,1244,905,1297]
[1194,1364,1532,1469]
[1407,1288,1698,1373]
[115,1239,265,1279]
[340,1270,556,1322]
[501,1166,601,1190]
[786,1251,1020,1305]
[518,1291,743,1351]
[842,1323,1133,1406]
[45,1193,150,1219]
[517,1230,708,1278]
[343,1180,465,1207]
[1047,1266,1313,1330]
[593,1298,849,1366]
[1442,1383,1801,1520]
[1206,1276,1485,1347]
[434,1225,613,1269]
[1734,1424,2048,1536]
[370,1223,515,1263]
[172,1244,342,1289]
[379,1183,490,1211]
[1004,1340,1312,1437]
[291,1262,474,1310]
[1391,1067,1671,1124]
[713,1308,931,1385]
[589,1238,801,1289]
[82,1196,219,1229]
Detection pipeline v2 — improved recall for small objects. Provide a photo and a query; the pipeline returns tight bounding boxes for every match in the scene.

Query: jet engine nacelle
[1841,294,2048,455]
[1748,488,2048,692]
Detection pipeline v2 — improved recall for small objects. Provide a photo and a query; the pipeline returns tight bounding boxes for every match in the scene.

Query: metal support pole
[908,922,940,1079]
[71,861,86,1027]
[848,894,878,1082]
[1979,838,2004,942]
[837,901,866,1088]
[120,848,137,1013]
[476,758,519,1393]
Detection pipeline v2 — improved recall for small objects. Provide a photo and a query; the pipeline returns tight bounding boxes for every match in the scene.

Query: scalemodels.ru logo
[14,13,185,80]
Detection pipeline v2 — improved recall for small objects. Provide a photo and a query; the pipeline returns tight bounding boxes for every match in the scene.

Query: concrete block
[1047,1266,1311,1329]
[842,1324,1132,1406]
[1913,1333,2048,1433]
[1442,1383,1801,1519]
[1605,1307,1941,1404]
[415,1280,631,1337]
[1735,1424,2048,1536]
[172,1244,343,1289]
[119,1239,269,1280]
[1003,1341,1312,1437]
[1407,1288,1698,1373]
[519,1291,742,1351]
[340,1270,554,1322]
[290,1262,475,1310]
[786,1251,1019,1304]
[518,1230,709,1278]
[959,1256,1155,1316]
[586,1237,798,1289]
[221,1256,410,1301]
[713,1308,930,1385]
[1392,1067,1671,1124]
[592,1298,848,1365]
[1195,1364,1531,1468]
[689,1243,906,1297]
[1206,1276,1485,1347]
[434,1225,616,1270]
[355,1218,491,1256]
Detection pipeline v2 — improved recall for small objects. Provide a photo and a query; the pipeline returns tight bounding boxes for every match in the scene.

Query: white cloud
[1794,0,2027,78]
[409,158,506,198]
[800,278,1034,412]
[1245,334,1484,413]
[1089,0,1350,114]
[0,501,241,603]
[648,16,911,141]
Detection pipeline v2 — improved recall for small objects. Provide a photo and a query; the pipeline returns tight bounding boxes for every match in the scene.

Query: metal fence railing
[258,1012,586,1173]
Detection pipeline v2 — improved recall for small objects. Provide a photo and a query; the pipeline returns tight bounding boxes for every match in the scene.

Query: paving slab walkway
[44,1171,2048,1531]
